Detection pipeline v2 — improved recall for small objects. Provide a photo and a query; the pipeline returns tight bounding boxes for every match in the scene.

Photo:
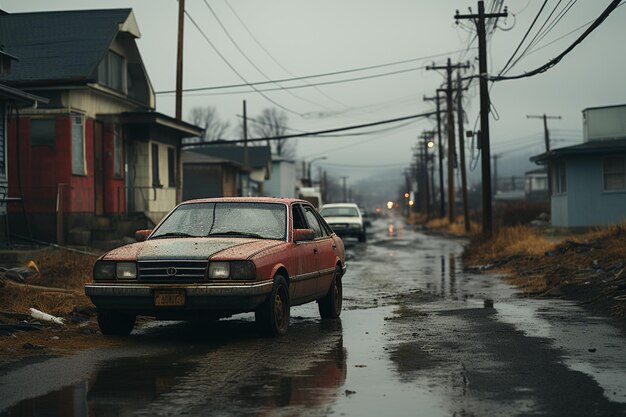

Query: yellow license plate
[154,290,186,306]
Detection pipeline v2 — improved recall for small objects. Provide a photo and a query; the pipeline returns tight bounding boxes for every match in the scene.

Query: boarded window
[97,50,124,91]
[152,144,160,186]
[113,126,123,178]
[603,157,625,191]
[31,119,56,146]
[167,147,176,187]
[71,114,85,175]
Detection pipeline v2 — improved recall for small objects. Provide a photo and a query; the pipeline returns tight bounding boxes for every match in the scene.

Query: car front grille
[138,260,208,283]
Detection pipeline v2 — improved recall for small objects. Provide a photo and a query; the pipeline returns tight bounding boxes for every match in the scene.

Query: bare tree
[187,106,230,143]
[250,108,296,159]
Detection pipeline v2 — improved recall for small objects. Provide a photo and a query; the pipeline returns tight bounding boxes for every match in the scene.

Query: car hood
[102,238,285,261]
[323,216,362,225]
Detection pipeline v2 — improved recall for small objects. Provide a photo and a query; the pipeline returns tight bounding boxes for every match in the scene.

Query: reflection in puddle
[3,324,347,417]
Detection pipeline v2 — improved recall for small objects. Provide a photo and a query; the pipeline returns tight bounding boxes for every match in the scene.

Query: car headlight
[209,262,230,279]
[116,262,137,279]
[208,261,256,280]
[94,261,115,280]
[230,261,256,280]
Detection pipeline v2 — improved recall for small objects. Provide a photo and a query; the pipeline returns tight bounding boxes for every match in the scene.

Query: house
[182,145,272,198]
[0,9,203,246]
[524,168,549,202]
[531,104,626,228]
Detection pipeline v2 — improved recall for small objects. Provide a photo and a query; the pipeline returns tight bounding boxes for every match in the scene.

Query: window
[31,119,56,146]
[71,114,85,175]
[303,206,326,238]
[151,143,160,187]
[97,50,124,91]
[113,126,123,178]
[603,157,626,191]
[551,160,567,194]
[292,205,307,230]
[167,147,176,187]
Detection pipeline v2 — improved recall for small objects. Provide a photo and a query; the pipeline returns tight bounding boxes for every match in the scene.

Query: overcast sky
[4,1,626,183]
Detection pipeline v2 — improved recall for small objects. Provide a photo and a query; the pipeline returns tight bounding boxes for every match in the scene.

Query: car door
[302,205,336,298]
[291,204,319,304]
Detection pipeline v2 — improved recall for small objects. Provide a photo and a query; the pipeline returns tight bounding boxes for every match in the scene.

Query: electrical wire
[184,10,305,117]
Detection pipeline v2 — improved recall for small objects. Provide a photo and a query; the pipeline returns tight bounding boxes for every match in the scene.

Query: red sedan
[85,197,346,336]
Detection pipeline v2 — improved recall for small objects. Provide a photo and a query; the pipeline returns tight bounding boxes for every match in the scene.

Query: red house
[0,9,202,247]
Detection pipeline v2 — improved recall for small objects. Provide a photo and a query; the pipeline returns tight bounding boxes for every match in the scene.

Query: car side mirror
[135,229,153,242]
[294,228,315,242]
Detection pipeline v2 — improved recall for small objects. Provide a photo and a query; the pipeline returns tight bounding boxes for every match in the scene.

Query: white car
[320,203,366,242]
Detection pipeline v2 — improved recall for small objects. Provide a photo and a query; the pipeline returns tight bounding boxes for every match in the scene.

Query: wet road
[2,215,626,416]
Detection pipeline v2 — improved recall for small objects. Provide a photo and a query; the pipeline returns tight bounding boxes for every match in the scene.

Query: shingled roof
[187,145,273,171]
[0,9,136,85]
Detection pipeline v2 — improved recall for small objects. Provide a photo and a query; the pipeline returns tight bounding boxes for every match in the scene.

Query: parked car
[320,203,366,242]
[358,206,372,227]
[85,197,346,336]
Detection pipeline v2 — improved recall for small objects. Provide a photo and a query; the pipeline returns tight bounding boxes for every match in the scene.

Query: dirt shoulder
[462,225,626,318]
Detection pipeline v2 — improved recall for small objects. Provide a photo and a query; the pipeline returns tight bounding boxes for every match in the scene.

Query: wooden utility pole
[455,1,508,237]
[175,0,185,120]
[340,176,348,202]
[527,114,561,153]
[426,60,469,224]
[456,71,470,233]
[423,92,446,218]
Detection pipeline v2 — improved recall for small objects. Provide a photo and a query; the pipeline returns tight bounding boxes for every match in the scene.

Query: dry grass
[424,216,480,236]
[465,225,553,265]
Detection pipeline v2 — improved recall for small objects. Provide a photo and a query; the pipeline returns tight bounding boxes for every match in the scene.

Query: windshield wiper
[207,231,266,239]
[150,232,197,239]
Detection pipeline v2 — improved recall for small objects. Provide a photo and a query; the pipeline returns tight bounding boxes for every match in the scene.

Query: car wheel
[358,231,366,242]
[256,275,290,336]
[97,309,136,336]
[318,266,343,319]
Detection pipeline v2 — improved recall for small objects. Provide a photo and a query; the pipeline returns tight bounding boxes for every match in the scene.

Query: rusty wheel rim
[274,290,287,330]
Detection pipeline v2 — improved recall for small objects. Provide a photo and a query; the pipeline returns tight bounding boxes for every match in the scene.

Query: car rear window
[320,207,360,217]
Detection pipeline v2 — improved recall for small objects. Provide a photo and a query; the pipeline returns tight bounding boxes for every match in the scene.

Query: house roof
[182,150,243,168]
[0,9,136,86]
[0,83,48,107]
[186,145,272,170]
[120,112,204,138]
[531,139,626,164]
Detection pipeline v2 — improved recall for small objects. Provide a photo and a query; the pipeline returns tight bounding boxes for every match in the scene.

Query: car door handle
[313,248,318,254]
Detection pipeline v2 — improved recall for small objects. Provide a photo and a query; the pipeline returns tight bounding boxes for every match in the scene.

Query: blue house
[531,104,626,228]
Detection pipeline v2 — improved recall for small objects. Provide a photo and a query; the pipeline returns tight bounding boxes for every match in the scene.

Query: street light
[307,156,327,183]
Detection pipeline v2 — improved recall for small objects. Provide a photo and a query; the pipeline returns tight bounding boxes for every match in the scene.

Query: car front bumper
[84,280,274,317]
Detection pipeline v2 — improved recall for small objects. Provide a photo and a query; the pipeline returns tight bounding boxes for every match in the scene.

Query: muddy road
[2,215,626,416]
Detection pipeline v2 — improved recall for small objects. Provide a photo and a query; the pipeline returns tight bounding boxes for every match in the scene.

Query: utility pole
[426,59,469,224]
[423,92,445,218]
[456,1,508,237]
[175,0,185,120]
[527,114,561,153]
[456,71,471,233]
[340,176,348,202]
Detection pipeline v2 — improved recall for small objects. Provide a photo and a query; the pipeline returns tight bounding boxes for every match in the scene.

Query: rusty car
[85,197,346,336]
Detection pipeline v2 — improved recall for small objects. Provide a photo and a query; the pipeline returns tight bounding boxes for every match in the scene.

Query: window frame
[602,156,626,192]
[71,114,86,176]
[98,50,125,92]
[551,160,567,195]
[151,143,161,187]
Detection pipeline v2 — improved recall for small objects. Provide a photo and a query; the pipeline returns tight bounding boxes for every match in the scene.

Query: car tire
[97,309,136,336]
[256,275,290,336]
[358,231,366,242]
[318,266,343,319]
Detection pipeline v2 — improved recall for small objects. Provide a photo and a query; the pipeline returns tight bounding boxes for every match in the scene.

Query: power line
[184,111,436,146]
[184,10,304,117]
[201,0,336,112]
[154,49,473,94]
[490,0,622,81]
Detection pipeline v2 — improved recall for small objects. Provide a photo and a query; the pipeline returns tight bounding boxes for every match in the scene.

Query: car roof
[181,197,310,206]
[321,203,359,208]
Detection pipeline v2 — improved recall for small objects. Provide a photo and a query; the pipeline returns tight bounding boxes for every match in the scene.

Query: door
[291,204,319,304]
[93,121,105,216]
[303,205,336,297]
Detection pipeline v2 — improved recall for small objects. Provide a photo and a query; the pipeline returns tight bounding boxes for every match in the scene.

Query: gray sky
[4,1,626,183]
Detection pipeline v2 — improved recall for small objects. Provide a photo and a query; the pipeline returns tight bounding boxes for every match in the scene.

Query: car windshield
[151,202,287,240]
[320,207,360,217]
